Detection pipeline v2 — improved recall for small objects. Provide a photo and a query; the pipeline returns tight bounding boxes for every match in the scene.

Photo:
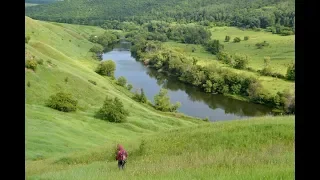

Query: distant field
[210,26,295,75]
[164,26,294,76]
[163,40,295,96]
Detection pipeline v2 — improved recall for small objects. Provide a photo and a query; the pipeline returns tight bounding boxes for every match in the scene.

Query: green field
[163,26,294,76]
[25,16,294,179]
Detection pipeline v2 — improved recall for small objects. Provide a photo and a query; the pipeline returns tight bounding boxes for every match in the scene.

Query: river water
[102,41,274,122]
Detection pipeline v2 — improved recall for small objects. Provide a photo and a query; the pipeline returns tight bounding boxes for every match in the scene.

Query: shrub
[233,37,241,43]
[95,96,129,123]
[25,36,30,44]
[127,84,133,90]
[95,60,116,77]
[233,54,249,69]
[255,41,269,49]
[25,59,37,71]
[46,92,78,112]
[286,63,295,80]
[224,36,230,42]
[133,88,147,103]
[27,81,31,87]
[244,36,249,41]
[154,88,181,112]
[116,76,127,87]
[64,77,68,83]
[88,80,97,85]
[89,44,104,53]
[205,40,224,55]
[36,59,44,65]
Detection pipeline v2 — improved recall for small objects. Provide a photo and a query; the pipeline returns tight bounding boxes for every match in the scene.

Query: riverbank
[128,39,294,114]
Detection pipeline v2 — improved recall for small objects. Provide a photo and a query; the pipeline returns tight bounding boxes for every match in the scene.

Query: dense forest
[26,0,294,33]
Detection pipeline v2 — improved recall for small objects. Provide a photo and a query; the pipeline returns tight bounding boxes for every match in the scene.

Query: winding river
[102,41,274,122]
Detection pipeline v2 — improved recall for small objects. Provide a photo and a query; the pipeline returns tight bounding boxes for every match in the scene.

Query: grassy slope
[27,116,294,179]
[25,16,202,161]
[26,17,294,179]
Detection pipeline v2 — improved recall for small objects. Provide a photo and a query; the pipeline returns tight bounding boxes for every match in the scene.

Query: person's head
[117,144,124,151]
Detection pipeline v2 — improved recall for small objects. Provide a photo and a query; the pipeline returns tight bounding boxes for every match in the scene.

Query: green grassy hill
[25,16,294,179]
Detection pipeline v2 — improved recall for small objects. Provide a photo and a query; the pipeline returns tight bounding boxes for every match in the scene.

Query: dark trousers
[118,160,126,170]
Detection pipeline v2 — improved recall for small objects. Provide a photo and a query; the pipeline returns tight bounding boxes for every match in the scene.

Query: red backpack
[119,150,127,161]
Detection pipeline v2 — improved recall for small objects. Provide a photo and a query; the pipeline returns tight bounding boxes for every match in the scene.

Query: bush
[95,60,116,77]
[244,36,249,41]
[233,37,241,43]
[255,41,269,49]
[64,77,68,83]
[25,36,30,44]
[233,54,249,69]
[133,88,147,103]
[205,40,224,55]
[154,88,181,112]
[27,81,31,87]
[286,63,295,80]
[36,59,44,65]
[116,76,127,87]
[127,84,133,90]
[224,36,230,42]
[25,59,37,71]
[95,96,129,123]
[88,79,97,85]
[89,44,104,53]
[46,92,78,112]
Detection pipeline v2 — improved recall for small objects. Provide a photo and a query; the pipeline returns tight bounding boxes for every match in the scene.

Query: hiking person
[115,144,128,170]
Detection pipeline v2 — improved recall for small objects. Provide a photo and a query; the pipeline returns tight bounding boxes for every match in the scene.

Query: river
[102,41,274,122]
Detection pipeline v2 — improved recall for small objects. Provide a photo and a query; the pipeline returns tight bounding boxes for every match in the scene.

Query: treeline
[26,0,294,34]
[88,31,121,60]
[129,37,294,114]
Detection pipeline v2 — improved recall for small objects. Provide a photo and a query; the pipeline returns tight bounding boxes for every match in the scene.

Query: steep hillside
[25,16,202,161]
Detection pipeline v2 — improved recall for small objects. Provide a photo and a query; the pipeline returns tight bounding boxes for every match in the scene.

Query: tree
[25,59,38,71]
[154,88,181,112]
[233,37,241,43]
[95,96,129,123]
[233,54,249,69]
[117,76,127,87]
[25,35,31,44]
[95,60,116,77]
[46,92,78,112]
[286,63,295,80]
[133,88,147,103]
[224,35,230,42]
[127,84,133,90]
[205,40,224,55]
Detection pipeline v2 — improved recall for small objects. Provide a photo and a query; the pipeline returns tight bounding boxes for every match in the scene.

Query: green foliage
[232,54,249,69]
[233,37,241,43]
[154,88,181,112]
[88,80,97,85]
[27,81,31,87]
[64,77,68,83]
[255,41,269,49]
[224,35,230,42]
[25,35,31,44]
[244,36,249,41]
[205,40,224,55]
[216,51,233,64]
[166,25,211,45]
[133,88,147,103]
[286,63,295,80]
[26,59,38,71]
[95,60,116,77]
[89,44,104,53]
[46,92,78,112]
[36,58,44,65]
[26,0,295,32]
[95,96,129,123]
[116,76,127,87]
[127,84,133,91]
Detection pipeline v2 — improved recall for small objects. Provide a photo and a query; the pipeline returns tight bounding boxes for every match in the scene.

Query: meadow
[25,16,294,179]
